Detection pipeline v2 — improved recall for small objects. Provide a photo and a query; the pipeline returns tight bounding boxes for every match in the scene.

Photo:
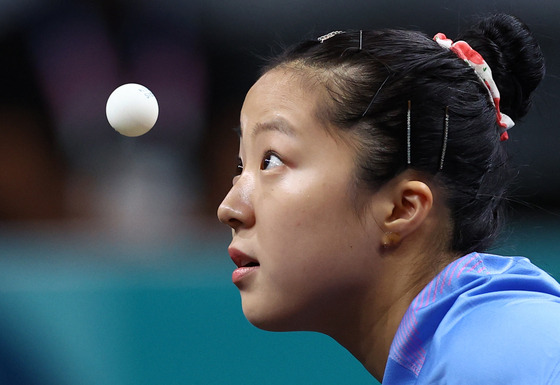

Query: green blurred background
[0,218,559,385]
[0,0,559,384]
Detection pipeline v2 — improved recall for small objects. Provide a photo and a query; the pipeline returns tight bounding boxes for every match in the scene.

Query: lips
[229,247,260,284]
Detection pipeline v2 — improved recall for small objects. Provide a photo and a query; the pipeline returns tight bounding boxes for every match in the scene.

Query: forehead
[240,69,322,132]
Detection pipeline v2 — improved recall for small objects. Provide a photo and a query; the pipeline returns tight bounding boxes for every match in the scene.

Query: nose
[217,175,255,231]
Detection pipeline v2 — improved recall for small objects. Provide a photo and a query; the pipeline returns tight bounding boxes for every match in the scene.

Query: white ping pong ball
[106,83,159,137]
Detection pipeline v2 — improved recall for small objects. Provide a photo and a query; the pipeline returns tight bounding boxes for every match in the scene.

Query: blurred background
[0,0,558,384]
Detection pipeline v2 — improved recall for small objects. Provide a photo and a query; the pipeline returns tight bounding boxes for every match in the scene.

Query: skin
[217,67,454,381]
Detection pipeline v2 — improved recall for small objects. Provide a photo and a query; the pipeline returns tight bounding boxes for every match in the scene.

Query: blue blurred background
[0,0,559,384]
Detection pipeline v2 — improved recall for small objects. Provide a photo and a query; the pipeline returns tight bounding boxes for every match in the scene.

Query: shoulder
[418,269,560,384]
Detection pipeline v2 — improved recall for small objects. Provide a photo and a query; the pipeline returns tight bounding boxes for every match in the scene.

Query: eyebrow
[238,118,297,138]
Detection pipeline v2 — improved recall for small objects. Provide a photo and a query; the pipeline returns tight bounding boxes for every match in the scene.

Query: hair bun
[458,14,545,121]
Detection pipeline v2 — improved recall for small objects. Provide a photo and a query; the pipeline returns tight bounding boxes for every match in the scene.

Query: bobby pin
[439,106,449,171]
[317,30,344,43]
[359,30,363,50]
[407,100,412,165]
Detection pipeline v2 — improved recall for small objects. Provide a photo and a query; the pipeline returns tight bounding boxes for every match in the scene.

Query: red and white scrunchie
[434,33,514,141]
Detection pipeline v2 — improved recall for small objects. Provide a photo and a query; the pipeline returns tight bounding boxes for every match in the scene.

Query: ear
[382,179,434,240]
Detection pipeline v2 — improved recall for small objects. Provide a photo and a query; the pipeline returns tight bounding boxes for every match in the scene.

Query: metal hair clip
[359,30,363,50]
[439,107,449,171]
[317,30,344,43]
[407,100,412,166]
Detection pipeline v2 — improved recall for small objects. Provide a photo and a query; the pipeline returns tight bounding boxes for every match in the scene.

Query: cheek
[259,178,338,228]
[257,178,363,268]
[244,173,379,331]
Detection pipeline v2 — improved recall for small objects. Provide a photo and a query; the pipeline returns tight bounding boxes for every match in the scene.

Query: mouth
[229,247,260,284]
[241,261,259,267]
[229,247,260,268]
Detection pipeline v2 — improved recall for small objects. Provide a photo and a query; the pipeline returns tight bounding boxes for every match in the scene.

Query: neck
[330,249,451,382]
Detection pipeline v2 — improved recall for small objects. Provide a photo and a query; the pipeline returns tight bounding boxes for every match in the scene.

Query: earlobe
[381,231,402,248]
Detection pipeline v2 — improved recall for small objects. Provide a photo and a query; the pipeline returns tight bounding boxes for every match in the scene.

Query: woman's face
[217,68,384,333]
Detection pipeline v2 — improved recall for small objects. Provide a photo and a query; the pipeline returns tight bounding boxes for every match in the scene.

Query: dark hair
[262,14,545,254]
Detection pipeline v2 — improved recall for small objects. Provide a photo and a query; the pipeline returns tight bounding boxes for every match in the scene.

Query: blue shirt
[382,253,560,384]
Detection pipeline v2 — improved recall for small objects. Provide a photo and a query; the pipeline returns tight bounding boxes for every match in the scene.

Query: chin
[241,301,318,333]
[243,308,291,332]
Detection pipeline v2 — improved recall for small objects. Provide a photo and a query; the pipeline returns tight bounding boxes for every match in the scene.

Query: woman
[217,14,560,384]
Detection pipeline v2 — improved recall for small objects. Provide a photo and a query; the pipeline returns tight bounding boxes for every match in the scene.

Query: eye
[231,157,243,185]
[236,157,243,175]
[261,152,284,170]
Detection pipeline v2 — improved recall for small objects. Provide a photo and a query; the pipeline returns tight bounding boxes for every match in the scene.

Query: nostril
[217,205,240,228]
[227,217,243,229]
